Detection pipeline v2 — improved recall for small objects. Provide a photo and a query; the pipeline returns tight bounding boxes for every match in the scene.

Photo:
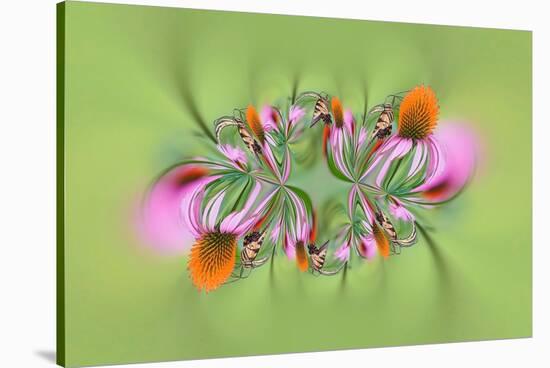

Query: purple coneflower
[185,182,274,291]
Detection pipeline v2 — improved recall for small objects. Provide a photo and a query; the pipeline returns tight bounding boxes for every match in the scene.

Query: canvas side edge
[56,2,66,367]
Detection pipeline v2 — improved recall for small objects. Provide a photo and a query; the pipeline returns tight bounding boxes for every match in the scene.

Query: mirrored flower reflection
[142,86,479,291]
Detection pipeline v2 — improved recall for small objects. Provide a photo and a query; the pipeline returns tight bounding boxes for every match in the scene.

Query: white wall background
[0,0,547,367]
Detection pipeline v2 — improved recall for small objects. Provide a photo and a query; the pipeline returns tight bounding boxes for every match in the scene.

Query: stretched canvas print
[57,1,532,367]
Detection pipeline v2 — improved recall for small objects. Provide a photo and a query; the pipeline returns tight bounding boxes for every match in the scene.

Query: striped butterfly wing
[241,231,266,265]
[237,124,263,156]
[376,212,398,240]
[372,109,394,140]
[296,91,332,127]
[312,97,331,126]
[214,116,262,157]
[309,241,329,271]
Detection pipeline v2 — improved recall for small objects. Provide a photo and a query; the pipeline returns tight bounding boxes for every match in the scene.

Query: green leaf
[286,185,313,218]
[326,149,354,183]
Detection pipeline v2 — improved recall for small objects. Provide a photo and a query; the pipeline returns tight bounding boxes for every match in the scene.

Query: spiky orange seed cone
[331,97,344,128]
[373,224,390,259]
[398,85,439,140]
[295,241,309,272]
[246,105,265,144]
[188,232,237,292]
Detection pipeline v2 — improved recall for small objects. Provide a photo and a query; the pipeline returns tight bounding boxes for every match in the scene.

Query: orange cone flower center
[246,105,265,144]
[295,240,309,272]
[398,86,439,139]
[373,224,390,259]
[188,232,237,292]
[331,97,344,128]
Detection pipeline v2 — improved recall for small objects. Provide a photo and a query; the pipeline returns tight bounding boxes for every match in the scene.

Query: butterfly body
[370,103,394,140]
[241,231,267,268]
[375,211,397,240]
[308,241,329,272]
[237,122,263,156]
[374,210,417,249]
[312,97,332,126]
[214,117,263,157]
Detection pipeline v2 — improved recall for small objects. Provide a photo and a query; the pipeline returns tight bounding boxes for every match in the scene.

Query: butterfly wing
[311,97,331,127]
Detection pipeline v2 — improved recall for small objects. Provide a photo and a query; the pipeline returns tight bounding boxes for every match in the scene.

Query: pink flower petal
[356,189,375,224]
[335,244,351,262]
[284,232,295,259]
[139,165,216,253]
[218,144,247,168]
[220,182,262,233]
[186,181,209,236]
[361,219,373,233]
[289,105,305,123]
[358,235,377,259]
[261,105,278,132]
[261,141,282,181]
[407,140,427,178]
[358,127,367,148]
[360,155,383,181]
[344,109,354,136]
[414,123,479,200]
[389,200,414,221]
[424,135,446,184]
[202,188,226,231]
[330,128,353,179]
[375,137,413,187]
[271,219,282,242]
[287,189,309,240]
[233,217,259,236]
[378,135,400,154]
[282,146,291,183]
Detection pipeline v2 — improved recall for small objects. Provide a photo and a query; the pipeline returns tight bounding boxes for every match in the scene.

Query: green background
[60,1,532,367]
